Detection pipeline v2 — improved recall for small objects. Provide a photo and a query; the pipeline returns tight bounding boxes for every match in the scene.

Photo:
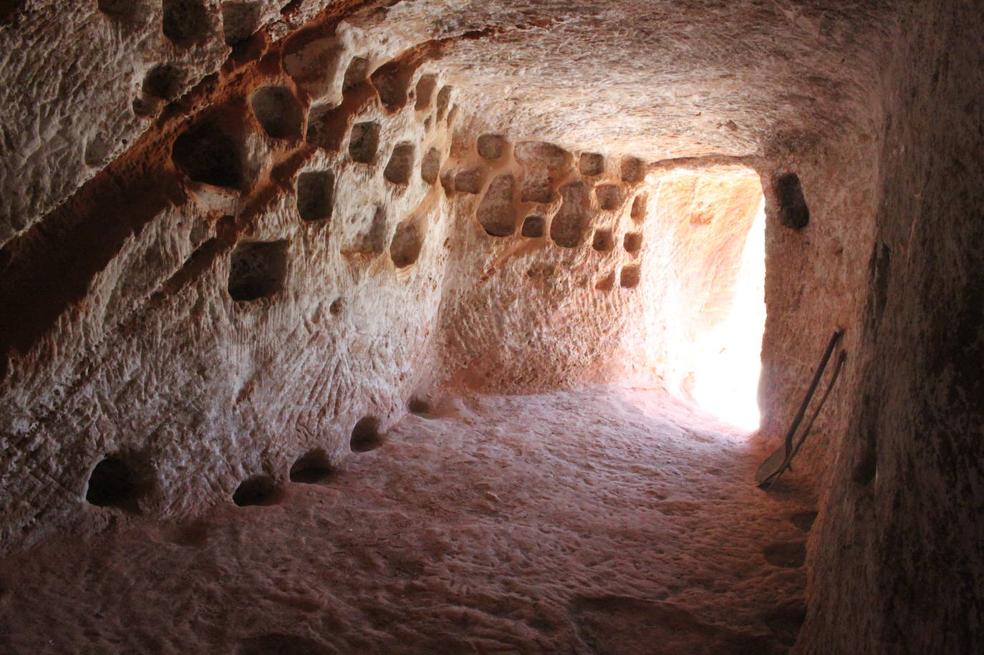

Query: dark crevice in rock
[762,602,807,646]
[408,397,430,415]
[477,174,517,236]
[477,134,507,160]
[551,182,592,248]
[250,86,304,140]
[97,0,138,21]
[521,215,545,238]
[296,170,335,222]
[631,194,647,223]
[143,64,187,101]
[289,450,334,484]
[454,168,485,194]
[620,156,644,184]
[435,85,452,121]
[420,147,441,185]
[595,270,616,291]
[390,217,425,268]
[238,633,331,655]
[763,541,806,568]
[775,172,810,229]
[228,240,288,302]
[790,511,819,532]
[592,229,615,252]
[853,392,879,486]
[222,2,263,45]
[579,152,604,176]
[350,416,384,452]
[348,121,380,163]
[233,475,283,506]
[371,61,413,112]
[414,74,437,110]
[383,143,415,185]
[162,0,210,47]
[172,120,246,189]
[866,241,891,331]
[595,184,622,210]
[86,455,151,511]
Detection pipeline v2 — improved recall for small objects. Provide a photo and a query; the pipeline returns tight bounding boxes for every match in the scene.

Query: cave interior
[0,1,981,654]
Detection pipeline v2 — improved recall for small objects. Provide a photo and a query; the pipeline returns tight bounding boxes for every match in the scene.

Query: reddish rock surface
[0,387,813,654]
[0,1,980,653]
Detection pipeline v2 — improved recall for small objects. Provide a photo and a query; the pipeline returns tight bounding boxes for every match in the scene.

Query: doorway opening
[643,166,767,432]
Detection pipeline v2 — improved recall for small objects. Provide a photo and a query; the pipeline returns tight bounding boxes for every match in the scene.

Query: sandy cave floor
[0,386,817,654]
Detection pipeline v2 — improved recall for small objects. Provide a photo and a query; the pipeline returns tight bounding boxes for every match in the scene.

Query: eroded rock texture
[0,1,981,654]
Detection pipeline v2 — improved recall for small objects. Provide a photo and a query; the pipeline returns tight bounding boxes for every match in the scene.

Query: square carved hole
[775,172,810,229]
[371,60,412,112]
[384,143,415,185]
[420,147,441,185]
[521,215,545,238]
[296,170,334,222]
[477,134,507,160]
[436,85,452,121]
[228,240,288,302]
[455,168,485,194]
[349,121,380,163]
[290,449,334,484]
[162,0,209,47]
[390,217,424,269]
[143,64,186,101]
[579,152,604,176]
[592,229,615,252]
[620,156,644,183]
[172,120,244,189]
[222,1,262,45]
[343,57,369,92]
[596,184,623,210]
[414,74,437,110]
[250,86,304,140]
[620,264,641,288]
[595,270,616,291]
[351,416,384,452]
[233,475,283,506]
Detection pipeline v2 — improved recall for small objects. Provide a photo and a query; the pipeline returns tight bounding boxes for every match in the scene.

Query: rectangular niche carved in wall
[296,170,335,222]
[228,240,289,302]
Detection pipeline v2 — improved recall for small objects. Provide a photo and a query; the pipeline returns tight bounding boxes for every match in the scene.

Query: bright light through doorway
[690,198,766,431]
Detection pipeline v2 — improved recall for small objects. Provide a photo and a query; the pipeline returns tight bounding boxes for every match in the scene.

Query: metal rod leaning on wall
[761,349,848,489]
[755,328,845,489]
[787,350,848,463]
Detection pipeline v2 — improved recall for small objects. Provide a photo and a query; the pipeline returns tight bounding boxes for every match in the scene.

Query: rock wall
[798,2,984,652]
[757,130,883,482]
[0,0,351,247]
[436,147,769,400]
[0,2,669,553]
[0,1,462,551]
[437,135,651,392]
[0,3,980,653]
